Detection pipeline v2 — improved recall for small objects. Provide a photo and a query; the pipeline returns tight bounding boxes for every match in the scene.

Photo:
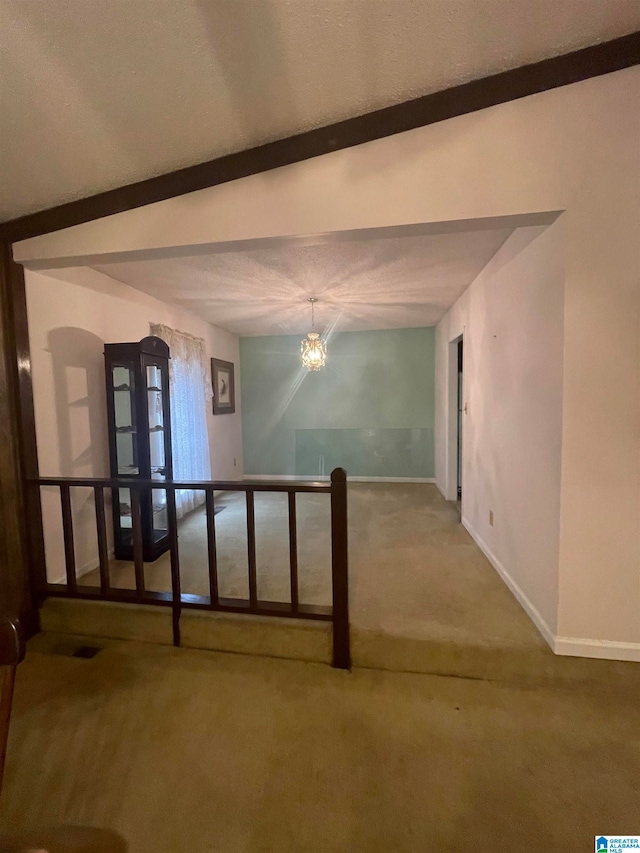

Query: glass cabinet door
[112,364,137,544]
[146,363,168,544]
[113,365,138,474]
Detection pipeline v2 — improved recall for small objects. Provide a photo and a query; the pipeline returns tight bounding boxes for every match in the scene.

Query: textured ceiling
[1,1,639,222]
[91,227,512,335]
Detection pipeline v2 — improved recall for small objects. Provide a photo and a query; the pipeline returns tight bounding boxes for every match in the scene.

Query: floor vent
[50,642,102,659]
[72,645,102,659]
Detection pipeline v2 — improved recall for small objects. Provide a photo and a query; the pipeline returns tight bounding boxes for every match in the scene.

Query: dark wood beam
[0,243,41,636]
[8,256,47,606]
[1,31,638,244]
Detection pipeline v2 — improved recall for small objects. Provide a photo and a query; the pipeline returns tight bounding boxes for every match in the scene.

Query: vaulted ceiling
[1,0,638,222]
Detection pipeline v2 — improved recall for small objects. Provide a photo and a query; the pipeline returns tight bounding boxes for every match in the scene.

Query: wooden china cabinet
[104,336,173,561]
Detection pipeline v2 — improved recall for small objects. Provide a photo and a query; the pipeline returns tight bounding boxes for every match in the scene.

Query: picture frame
[211,358,235,415]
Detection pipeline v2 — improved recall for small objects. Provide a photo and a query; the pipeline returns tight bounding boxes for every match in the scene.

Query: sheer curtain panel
[150,324,212,518]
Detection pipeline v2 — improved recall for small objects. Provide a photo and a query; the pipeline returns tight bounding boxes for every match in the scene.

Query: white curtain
[151,324,212,518]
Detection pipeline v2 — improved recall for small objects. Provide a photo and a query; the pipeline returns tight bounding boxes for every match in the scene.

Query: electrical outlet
[489,510,494,526]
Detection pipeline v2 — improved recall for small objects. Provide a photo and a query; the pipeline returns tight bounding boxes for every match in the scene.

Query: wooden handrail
[205,491,219,606]
[33,476,331,493]
[30,471,351,669]
[288,492,299,614]
[166,489,181,646]
[330,468,350,669]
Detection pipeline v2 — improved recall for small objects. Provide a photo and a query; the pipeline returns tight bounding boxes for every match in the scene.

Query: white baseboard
[461,517,640,663]
[461,516,556,652]
[244,475,436,484]
[245,474,328,481]
[554,636,640,663]
[435,480,448,499]
[50,548,116,586]
[349,477,436,484]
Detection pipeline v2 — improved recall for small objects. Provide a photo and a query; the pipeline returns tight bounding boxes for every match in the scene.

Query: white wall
[436,221,564,640]
[16,67,640,657]
[26,267,243,581]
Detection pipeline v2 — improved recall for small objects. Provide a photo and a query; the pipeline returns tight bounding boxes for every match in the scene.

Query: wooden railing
[31,468,350,669]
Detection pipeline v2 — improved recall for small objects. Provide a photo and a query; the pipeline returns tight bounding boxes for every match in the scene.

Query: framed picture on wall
[211,358,235,414]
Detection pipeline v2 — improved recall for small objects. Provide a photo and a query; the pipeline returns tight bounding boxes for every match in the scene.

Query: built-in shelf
[115,426,136,434]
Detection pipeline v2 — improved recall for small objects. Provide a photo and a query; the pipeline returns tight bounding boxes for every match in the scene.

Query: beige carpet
[2,635,639,852]
[83,484,546,652]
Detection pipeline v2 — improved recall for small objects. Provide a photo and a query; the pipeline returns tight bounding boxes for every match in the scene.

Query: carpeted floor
[83,483,546,652]
[7,486,638,849]
[2,635,638,852]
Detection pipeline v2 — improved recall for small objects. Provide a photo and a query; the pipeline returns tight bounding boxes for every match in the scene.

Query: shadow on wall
[48,326,109,477]
[44,327,111,582]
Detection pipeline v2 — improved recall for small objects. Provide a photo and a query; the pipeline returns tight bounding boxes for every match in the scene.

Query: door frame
[444,333,464,503]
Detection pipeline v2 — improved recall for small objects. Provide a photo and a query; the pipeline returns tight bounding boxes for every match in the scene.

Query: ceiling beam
[2,31,639,245]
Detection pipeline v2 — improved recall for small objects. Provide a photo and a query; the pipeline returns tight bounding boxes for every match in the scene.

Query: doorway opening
[446,332,464,504]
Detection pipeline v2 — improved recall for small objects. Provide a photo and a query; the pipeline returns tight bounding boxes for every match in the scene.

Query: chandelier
[301,298,327,371]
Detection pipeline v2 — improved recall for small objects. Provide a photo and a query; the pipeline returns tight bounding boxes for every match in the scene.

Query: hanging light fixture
[301,297,327,371]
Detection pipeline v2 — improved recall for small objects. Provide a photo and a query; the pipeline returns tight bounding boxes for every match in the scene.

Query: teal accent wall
[240,327,435,478]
